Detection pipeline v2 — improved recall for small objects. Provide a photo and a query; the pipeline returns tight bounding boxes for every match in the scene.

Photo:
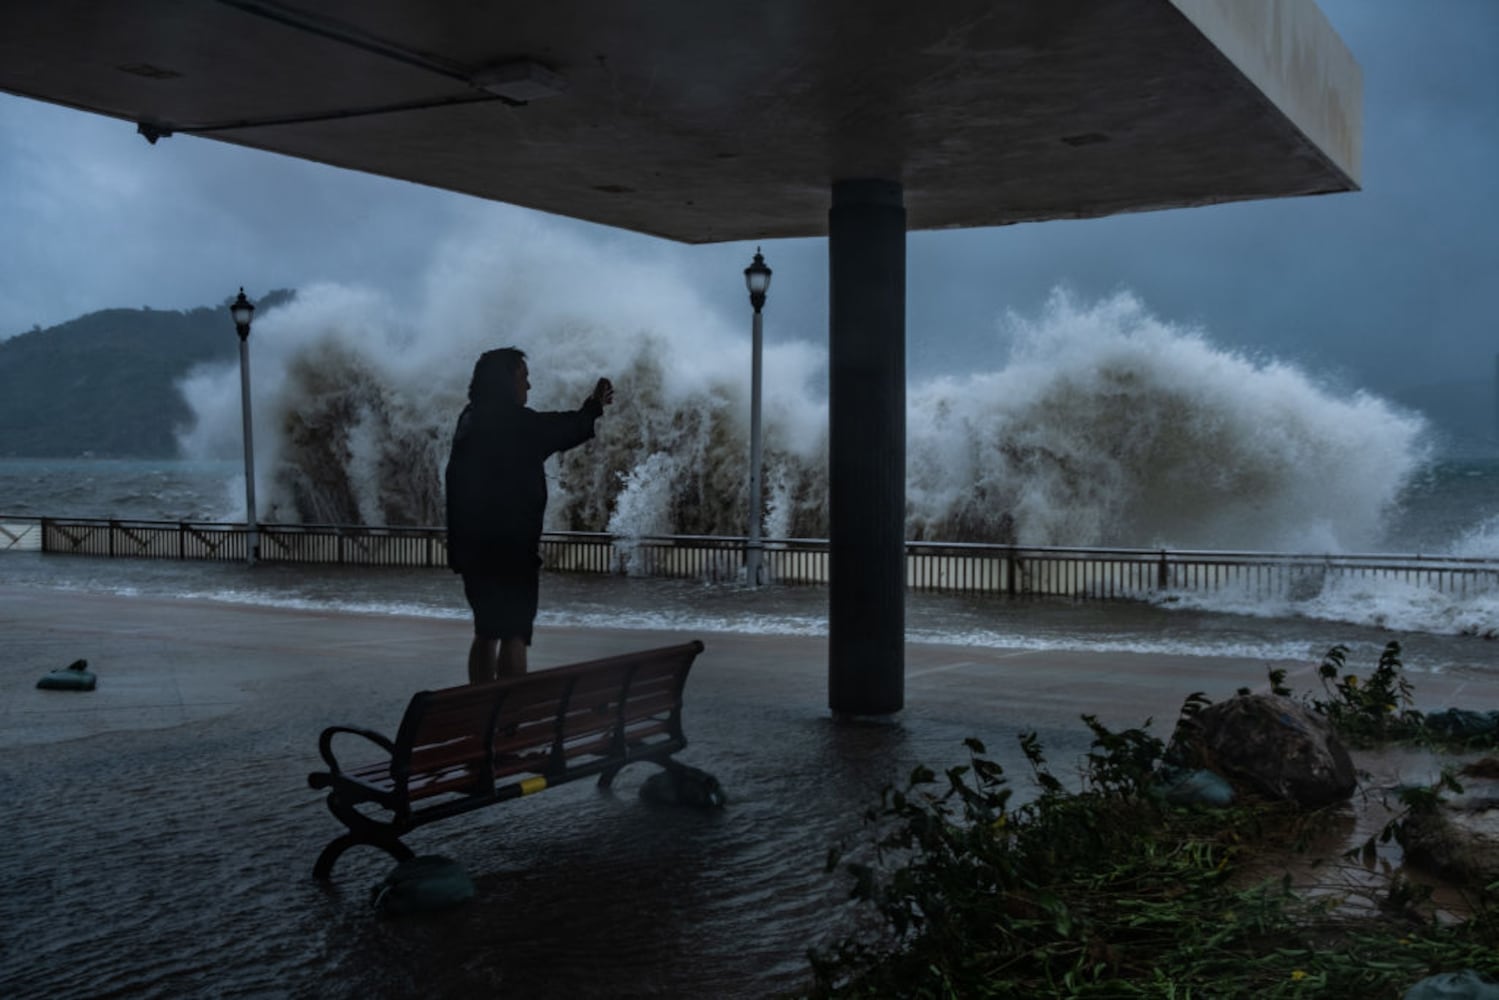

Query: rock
[371,855,475,916]
[1461,757,1499,780]
[1158,768,1236,808]
[1425,709,1499,742]
[1403,970,1499,1000]
[1401,765,1499,884]
[36,659,97,691]
[640,764,726,808]
[1165,694,1356,808]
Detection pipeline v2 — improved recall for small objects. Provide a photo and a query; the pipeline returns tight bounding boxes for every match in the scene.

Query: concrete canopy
[0,0,1360,244]
[2,0,1362,718]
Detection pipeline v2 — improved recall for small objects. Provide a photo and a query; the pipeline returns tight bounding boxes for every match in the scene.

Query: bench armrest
[313,724,396,779]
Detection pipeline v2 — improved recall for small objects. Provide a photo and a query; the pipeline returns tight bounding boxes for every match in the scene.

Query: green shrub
[805,670,1498,999]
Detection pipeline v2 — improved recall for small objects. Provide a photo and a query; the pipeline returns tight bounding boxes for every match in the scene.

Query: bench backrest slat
[387,640,704,801]
[557,661,633,754]
[618,654,690,739]
[392,687,503,799]
[491,672,574,764]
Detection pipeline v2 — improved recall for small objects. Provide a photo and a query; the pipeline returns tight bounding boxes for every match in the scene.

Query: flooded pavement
[2,586,1494,999]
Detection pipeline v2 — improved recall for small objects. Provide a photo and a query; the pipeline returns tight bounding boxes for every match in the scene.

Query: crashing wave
[177,224,1429,553]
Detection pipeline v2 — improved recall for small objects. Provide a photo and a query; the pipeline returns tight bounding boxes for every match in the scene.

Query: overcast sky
[1,0,1495,395]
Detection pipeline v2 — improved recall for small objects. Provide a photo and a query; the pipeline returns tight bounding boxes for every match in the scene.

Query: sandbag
[640,764,726,808]
[1404,970,1499,1000]
[36,659,96,692]
[1424,708,1499,740]
[1159,768,1235,808]
[371,855,475,916]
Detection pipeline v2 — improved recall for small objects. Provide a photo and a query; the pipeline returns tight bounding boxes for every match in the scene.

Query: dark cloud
[2,0,1495,403]
[0,96,473,330]
[887,0,1499,391]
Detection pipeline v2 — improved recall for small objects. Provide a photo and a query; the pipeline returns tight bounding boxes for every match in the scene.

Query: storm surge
[176,226,1427,553]
[906,291,1429,551]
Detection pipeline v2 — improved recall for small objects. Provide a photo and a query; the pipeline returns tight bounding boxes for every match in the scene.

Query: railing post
[1158,549,1169,590]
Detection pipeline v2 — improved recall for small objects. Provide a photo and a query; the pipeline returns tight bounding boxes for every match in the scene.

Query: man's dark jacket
[444,396,603,575]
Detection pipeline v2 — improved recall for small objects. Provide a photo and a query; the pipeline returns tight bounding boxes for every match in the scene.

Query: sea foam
[176,216,1430,555]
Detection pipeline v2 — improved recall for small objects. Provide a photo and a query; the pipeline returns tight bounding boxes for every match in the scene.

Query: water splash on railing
[174,221,1433,553]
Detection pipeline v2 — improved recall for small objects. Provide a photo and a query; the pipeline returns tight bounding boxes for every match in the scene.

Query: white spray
[177,216,1430,554]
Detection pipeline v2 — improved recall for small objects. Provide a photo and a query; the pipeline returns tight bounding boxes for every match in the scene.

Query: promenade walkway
[2,585,1492,998]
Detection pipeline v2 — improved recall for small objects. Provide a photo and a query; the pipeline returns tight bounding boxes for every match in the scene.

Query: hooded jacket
[444,395,603,574]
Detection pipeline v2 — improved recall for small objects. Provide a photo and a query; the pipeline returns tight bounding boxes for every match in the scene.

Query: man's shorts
[462,568,540,644]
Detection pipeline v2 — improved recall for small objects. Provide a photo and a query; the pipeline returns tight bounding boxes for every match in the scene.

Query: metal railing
[0,518,43,552]
[8,516,1498,601]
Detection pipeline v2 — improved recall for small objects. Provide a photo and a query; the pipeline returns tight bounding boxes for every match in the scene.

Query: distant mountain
[0,290,295,458]
[1,288,1492,461]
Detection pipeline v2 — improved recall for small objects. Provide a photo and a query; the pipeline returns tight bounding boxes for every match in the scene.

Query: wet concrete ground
[2,585,1493,998]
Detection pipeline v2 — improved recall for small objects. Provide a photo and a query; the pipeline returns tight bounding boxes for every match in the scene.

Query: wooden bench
[307,639,706,879]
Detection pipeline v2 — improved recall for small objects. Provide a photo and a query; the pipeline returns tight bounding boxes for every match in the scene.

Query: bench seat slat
[621,720,672,743]
[308,640,705,879]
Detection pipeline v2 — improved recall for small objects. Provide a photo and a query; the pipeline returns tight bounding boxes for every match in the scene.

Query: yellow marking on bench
[309,640,705,879]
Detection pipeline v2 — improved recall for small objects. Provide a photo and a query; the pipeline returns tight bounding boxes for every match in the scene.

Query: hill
[0,289,1492,460]
[0,290,294,457]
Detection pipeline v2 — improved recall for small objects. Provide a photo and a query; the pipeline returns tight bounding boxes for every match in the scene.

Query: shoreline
[5,582,1494,749]
[5,550,1496,681]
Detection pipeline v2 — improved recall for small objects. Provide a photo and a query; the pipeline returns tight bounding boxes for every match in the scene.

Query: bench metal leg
[598,753,700,789]
[312,832,415,880]
[313,834,358,880]
[313,793,417,879]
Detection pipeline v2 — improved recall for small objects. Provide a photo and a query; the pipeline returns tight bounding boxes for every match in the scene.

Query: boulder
[1165,694,1356,808]
[639,764,726,808]
[1424,708,1499,742]
[370,855,475,916]
[36,658,96,692]
[1401,757,1499,884]
[1403,970,1499,1000]
[1158,767,1236,808]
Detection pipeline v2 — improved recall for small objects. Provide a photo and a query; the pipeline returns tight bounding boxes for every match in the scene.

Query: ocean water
[4,275,1499,997]
[23,587,1474,1000]
[2,455,1497,680]
[3,273,1497,668]
[146,231,1486,553]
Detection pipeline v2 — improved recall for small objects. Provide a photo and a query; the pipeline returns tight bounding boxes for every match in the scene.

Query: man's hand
[590,377,615,408]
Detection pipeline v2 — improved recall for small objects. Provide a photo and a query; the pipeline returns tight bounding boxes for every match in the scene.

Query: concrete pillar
[827,178,905,717]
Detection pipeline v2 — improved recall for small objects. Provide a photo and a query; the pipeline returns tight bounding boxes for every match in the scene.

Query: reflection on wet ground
[1232,745,1491,925]
[0,591,1061,998]
[2,586,1493,998]
[4,551,1493,678]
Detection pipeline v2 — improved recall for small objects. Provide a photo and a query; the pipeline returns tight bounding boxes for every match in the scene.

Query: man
[444,347,614,682]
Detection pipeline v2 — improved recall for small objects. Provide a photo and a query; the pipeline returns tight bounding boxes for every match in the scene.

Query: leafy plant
[804,668,1499,999]
[1311,642,1423,745]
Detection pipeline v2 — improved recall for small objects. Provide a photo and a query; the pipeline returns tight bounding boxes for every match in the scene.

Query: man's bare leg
[468,637,500,684]
[498,637,528,676]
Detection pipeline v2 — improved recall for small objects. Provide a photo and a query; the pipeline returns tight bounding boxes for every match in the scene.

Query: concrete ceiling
[0,0,1361,244]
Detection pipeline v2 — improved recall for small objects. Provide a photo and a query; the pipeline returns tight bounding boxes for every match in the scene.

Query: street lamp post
[229,288,258,565]
[743,248,772,586]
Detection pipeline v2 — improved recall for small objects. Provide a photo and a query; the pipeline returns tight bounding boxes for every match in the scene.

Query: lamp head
[743,248,772,312]
[230,288,255,339]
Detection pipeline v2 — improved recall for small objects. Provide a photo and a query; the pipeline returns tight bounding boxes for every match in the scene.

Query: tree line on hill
[0,290,294,458]
[0,286,1491,458]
